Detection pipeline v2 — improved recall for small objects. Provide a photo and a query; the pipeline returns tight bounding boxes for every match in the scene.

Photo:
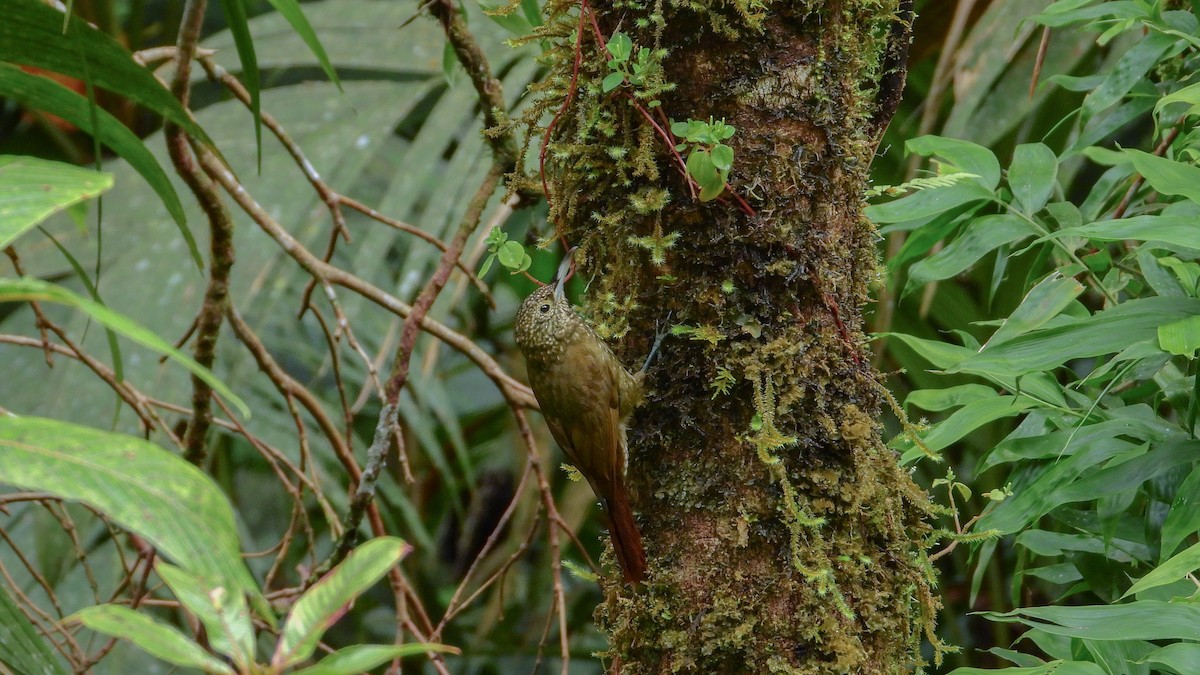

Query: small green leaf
[601,70,625,92]
[0,156,112,249]
[1123,149,1200,203]
[605,32,632,60]
[70,605,235,674]
[497,240,526,269]
[670,120,689,137]
[984,273,1084,348]
[691,148,715,186]
[1045,215,1200,252]
[711,143,734,171]
[442,40,458,85]
[865,181,994,224]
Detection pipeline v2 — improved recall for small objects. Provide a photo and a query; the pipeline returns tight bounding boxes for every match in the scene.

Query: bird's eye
[539,304,550,313]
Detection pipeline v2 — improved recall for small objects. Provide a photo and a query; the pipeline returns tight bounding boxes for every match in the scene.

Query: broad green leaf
[156,562,255,667]
[1159,315,1200,355]
[1082,34,1177,121]
[0,582,68,675]
[1141,643,1200,674]
[217,0,262,167]
[0,67,194,263]
[1161,463,1200,560]
[982,419,1164,472]
[905,214,1037,294]
[950,297,1200,377]
[866,181,994,223]
[977,437,1137,534]
[273,537,410,668]
[1155,255,1200,295]
[262,0,341,90]
[0,0,213,147]
[1082,639,1159,675]
[983,602,1200,641]
[906,384,999,412]
[1034,0,1144,26]
[1008,143,1058,214]
[887,207,974,269]
[1067,97,1155,156]
[1047,215,1200,251]
[1055,439,1197,505]
[1123,149,1200,203]
[877,332,973,369]
[897,395,1034,463]
[292,643,460,675]
[906,135,1002,188]
[984,274,1085,348]
[1156,81,1200,119]
[1015,529,1148,563]
[70,605,235,674]
[0,277,248,416]
[0,156,112,249]
[1124,540,1200,598]
[0,416,265,616]
[949,663,1105,675]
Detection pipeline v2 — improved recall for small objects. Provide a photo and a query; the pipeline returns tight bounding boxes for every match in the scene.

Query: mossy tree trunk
[528,1,938,671]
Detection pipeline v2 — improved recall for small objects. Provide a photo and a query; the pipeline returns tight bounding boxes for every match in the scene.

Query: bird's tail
[604,483,646,583]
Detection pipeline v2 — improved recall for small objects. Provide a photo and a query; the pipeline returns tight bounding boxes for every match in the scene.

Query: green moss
[519,0,938,671]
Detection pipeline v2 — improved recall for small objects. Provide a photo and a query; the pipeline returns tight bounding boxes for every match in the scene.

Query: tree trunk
[534,1,938,671]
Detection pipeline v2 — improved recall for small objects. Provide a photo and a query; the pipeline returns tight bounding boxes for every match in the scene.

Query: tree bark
[533,1,939,671]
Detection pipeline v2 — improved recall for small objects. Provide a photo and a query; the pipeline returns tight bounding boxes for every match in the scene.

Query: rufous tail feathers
[604,483,646,583]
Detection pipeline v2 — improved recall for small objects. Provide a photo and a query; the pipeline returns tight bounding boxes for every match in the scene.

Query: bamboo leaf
[0,277,249,416]
[216,0,262,168]
[0,155,112,249]
[0,416,265,620]
[262,0,342,90]
[0,582,68,675]
[0,0,214,148]
[0,66,194,263]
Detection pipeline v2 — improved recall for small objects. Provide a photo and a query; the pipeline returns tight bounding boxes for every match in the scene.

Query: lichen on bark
[512,0,942,671]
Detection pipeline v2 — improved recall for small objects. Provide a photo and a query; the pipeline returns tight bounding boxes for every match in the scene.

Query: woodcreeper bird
[513,251,660,583]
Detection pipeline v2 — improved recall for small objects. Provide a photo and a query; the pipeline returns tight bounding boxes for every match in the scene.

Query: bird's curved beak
[553,246,577,303]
